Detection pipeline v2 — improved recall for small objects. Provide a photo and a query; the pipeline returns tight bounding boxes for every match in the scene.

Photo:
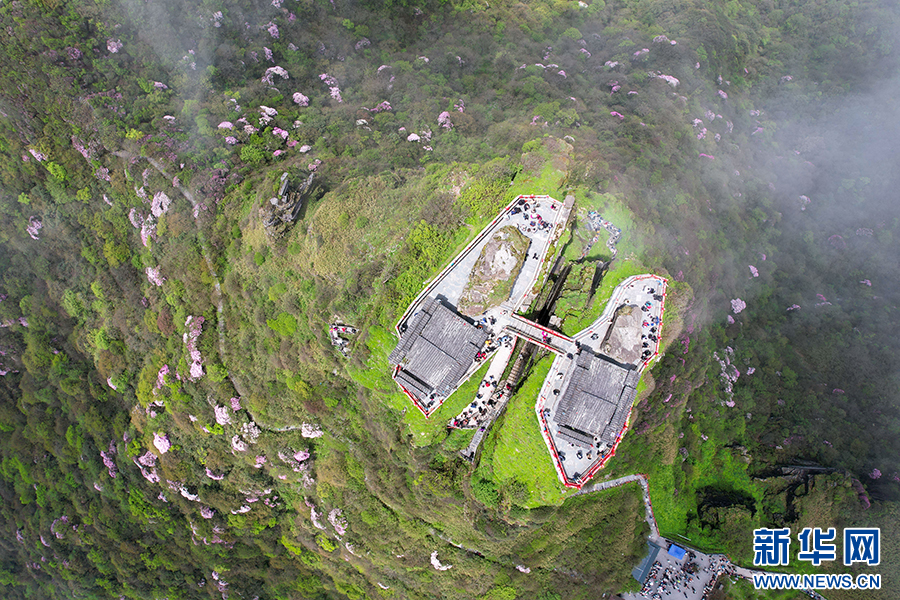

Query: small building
[554,350,639,449]
[632,540,665,583]
[667,544,686,561]
[389,297,488,414]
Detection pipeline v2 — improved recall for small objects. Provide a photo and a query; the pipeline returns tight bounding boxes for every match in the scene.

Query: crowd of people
[585,211,622,258]
[508,197,555,236]
[632,283,663,362]
[636,550,735,600]
[450,372,510,429]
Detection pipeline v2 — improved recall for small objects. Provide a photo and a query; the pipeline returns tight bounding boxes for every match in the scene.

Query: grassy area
[507,139,571,200]
[480,354,577,508]
[402,361,491,447]
[442,428,476,452]
[346,326,398,391]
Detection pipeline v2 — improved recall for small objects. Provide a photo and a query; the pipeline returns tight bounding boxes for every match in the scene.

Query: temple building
[389,297,488,414]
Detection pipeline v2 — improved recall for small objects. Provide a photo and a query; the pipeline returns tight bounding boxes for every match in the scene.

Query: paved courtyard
[536,274,667,485]
[413,195,568,320]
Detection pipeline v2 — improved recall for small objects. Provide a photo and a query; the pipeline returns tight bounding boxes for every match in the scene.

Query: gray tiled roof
[556,425,594,449]
[556,350,640,444]
[390,297,488,404]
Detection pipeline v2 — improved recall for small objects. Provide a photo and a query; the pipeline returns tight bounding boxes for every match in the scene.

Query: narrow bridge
[503,311,576,356]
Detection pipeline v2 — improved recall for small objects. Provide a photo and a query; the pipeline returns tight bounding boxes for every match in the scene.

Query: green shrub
[266,313,297,336]
[472,477,499,507]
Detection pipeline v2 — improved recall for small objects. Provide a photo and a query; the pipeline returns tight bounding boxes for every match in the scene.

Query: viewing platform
[387,193,667,487]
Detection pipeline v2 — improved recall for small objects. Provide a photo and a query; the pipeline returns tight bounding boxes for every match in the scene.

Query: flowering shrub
[183,316,204,380]
[749,265,759,277]
[731,298,746,314]
[214,405,231,426]
[155,364,170,391]
[224,136,237,145]
[319,74,342,102]
[407,133,420,142]
[100,443,117,478]
[328,508,348,536]
[306,499,325,529]
[231,436,247,452]
[264,47,273,62]
[240,422,260,444]
[266,22,279,39]
[258,105,277,126]
[153,432,171,454]
[26,217,42,240]
[430,551,452,571]
[292,92,309,106]
[261,66,288,86]
[301,423,323,438]
[137,451,157,468]
[438,111,452,129]
[151,192,171,218]
[107,39,123,53]
[146,267,165,286]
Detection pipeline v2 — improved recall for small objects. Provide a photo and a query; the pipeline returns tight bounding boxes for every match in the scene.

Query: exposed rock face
[458,226,530,317]
[602,304,643,365]
[262,172,317,240]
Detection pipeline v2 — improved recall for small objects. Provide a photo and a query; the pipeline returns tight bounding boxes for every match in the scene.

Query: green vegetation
[479,354,577,507]
[0,0,897,598]
[402,362,492,448]
[559,259,649,336]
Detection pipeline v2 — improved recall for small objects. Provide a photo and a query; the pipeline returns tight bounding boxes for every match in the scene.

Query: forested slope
[0,0,898,598]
